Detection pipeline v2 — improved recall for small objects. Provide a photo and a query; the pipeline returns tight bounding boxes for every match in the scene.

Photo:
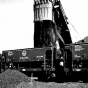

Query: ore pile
[0,69,31,88]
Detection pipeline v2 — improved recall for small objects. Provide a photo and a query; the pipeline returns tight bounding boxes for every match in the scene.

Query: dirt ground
[15,81,88,88]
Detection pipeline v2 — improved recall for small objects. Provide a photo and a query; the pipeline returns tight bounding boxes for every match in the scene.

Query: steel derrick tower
[34,0,72,48]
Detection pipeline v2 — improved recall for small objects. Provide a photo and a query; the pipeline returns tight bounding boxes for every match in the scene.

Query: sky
[0,0,88,53]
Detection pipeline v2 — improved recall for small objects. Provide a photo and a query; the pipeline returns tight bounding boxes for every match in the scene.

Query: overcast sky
[0,0,88,53]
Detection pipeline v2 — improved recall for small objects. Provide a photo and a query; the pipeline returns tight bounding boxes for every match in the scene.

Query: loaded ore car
[1,47,61,81]
[64,43,88,82]
[72,43,88,82]
[1,46,66,82]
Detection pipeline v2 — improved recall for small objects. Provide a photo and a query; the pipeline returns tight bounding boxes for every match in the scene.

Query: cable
[68,19,82,40]
[59,0,82,41]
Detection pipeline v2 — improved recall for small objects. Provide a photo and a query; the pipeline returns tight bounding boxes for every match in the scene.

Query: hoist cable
[68,19,82,40]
